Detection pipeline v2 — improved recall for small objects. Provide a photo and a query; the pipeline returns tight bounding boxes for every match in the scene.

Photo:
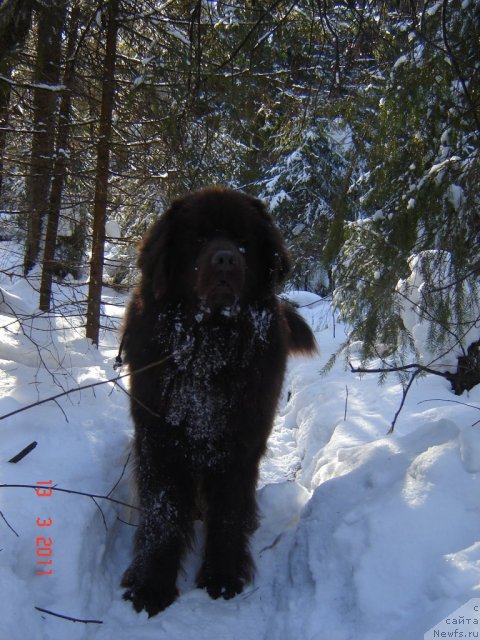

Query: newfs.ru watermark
[425,599,480,639]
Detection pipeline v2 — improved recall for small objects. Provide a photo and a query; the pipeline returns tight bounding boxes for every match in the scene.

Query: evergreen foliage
[0,0,477,363]
[334,0,479,364]
[261,122,350,294]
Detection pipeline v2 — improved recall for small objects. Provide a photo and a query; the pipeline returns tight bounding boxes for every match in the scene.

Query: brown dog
[121,186,317,616]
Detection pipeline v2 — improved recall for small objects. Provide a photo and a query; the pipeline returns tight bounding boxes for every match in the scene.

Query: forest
[0,0,478,370]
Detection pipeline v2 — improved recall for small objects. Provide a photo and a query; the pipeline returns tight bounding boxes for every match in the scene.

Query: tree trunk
[446,340,480,395]
[85,0,119,346]
[0,0,34,203]
[0,69,11,201]
[23,0,66,275]
[39,3,80,311]
[0,0,34,61]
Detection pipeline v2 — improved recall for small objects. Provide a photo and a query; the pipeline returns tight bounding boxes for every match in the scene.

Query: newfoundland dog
[120,186,317,616]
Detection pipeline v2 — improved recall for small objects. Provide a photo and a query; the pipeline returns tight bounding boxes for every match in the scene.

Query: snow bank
[0,249,479,639]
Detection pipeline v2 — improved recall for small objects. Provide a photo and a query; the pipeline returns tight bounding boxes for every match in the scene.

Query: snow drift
[0,252,479,640]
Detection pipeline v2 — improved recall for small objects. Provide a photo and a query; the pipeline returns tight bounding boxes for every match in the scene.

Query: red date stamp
[35,480,53,575]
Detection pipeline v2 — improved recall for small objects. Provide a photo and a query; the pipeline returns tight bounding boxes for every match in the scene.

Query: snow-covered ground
[0,246,479,640]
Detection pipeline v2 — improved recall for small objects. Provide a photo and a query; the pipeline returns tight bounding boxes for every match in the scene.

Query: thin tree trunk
[85,0,119,345]
[39,3,80,311]
[0,69,11,201]
[0,0,34,61]
[23,0,66,275]
[0,0,34,203]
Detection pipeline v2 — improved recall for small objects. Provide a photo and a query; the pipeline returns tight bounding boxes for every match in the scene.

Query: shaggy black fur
[121,187,317,616]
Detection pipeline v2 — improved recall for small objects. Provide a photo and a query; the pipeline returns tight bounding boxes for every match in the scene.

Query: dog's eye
[237,240,249,254]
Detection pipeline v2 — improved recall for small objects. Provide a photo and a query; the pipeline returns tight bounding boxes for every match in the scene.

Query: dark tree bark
[0,0,34,61]
[0,0,34,202]
[23,0,67,275]
[446,340,480,395]
[0,69,11,201]
[39,3,80,311]
[86,0,120,345]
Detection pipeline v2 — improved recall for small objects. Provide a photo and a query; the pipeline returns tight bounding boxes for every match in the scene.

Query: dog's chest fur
[151,304,275,467]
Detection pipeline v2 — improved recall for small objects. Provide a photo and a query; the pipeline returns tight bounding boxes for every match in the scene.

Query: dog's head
[137,187,290,315]
[194,236,246,313]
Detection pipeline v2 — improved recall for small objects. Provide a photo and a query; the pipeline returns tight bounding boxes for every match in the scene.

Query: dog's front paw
[197,567,245,600]
[121,564,178,617]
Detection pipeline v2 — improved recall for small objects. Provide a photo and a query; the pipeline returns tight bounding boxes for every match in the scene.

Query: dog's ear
[250,197,291,288]
[268,226,291,286]
[137,215,170,300]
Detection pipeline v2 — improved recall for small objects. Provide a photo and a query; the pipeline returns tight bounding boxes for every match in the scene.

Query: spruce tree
[332,0,479,371]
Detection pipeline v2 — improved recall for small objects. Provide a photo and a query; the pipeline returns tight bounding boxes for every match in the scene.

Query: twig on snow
[8,440,37,463]
[417,397,480,427]
[349,361,450,379]
[34,606,103,624]
[0,353,174,423]
[107,450,131,498]
[0,510,19,537]
[387,369,420,434]
[0,483,142,512]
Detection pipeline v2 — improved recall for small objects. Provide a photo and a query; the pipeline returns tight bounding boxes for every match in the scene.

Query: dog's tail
[281,301,318,356]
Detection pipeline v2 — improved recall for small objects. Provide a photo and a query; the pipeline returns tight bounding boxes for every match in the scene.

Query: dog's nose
[211,249,237,272]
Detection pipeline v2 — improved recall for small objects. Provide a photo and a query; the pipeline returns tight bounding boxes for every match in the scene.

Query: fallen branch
[417,397,480,411]
[349,361,449,379]
[34,606,103,624]
[8,441,37,463]
[0,483,141,512]
[418,397,480,427]
[350,337,480,431]
[350,362,445,432]
[0,353,175,423]
[351,339,480,398]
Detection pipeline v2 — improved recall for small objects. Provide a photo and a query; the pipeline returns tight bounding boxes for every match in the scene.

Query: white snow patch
[0,241,479,640]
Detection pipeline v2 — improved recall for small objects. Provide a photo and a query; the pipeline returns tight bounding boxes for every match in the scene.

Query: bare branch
[91,496,108,532]
[107,451,131,498]
[0,483,141,513]
[34,607,103,624]
[0,509,19,537]
[387,369,420,434]
[417,397,480,413]
[350,338,480,431]
[0,353,175,423]
[349,361,450,379]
